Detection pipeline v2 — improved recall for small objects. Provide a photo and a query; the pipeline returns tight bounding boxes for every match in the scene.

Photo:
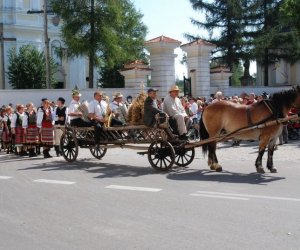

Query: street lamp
[27,0,51,89]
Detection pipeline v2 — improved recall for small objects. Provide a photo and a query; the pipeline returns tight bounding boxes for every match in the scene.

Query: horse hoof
[269,168,278,173]
[210,163,222,172]
[256,167,265,174]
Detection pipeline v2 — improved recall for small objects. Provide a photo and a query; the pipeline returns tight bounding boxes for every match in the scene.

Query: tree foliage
[280,0,300,34]
[51,0,147,88]
[187,0,300,86]
[187,0,244,71]
[7,45,57,89]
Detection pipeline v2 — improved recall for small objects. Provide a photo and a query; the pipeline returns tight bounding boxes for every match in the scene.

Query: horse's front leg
[255,147,266,173]
[267,143,277,173]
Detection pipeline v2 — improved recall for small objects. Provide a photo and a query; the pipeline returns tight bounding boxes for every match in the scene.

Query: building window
[51,40,62,65]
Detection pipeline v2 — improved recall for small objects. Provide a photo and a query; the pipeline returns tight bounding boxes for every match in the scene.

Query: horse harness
[246,100,281,127]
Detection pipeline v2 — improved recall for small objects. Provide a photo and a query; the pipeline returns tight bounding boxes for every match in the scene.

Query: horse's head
[292,85,300,109]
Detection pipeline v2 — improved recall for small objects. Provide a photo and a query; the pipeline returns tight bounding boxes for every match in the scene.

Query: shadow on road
[17,158,159,178]
[167,169,285,185]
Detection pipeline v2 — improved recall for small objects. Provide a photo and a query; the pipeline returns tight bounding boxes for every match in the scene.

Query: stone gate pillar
[210,66,232,95]
[181,40,216,98]
[145,36,181,98]
[119,60,152,96]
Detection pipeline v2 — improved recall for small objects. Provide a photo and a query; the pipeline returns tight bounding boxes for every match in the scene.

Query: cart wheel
[89,144,107,159]
[148,140,175,171]
[175,147,195,167]
[60,131,78,162]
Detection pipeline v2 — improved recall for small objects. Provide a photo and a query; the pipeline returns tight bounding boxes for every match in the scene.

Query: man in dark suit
[143,88,165,127]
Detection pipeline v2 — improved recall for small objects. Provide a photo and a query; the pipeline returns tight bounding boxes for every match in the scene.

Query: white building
[256,60,300,86]
[0,0,90,89]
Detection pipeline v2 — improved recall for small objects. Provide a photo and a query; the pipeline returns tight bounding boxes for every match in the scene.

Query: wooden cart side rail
[102,144,149,150]
[185,115,300,149]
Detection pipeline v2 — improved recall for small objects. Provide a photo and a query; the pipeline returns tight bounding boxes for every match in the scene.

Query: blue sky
[133,0,204,43]
[133,0,206,79]
[132,0,256,78]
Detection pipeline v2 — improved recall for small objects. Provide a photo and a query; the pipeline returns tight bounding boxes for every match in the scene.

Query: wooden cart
[60,122,195,171]
[60,115,300,171]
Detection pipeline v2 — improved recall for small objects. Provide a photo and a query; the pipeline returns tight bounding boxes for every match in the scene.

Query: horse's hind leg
[208,142,222,172]
[255,148,266,173]
[255,135,270,174]
[267,138,277,173]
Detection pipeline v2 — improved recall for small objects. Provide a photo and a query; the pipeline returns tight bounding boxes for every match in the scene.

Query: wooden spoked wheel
[89,144,107,159]
[60,130,78,162]
[148,140,175,171]
[174,147,195,167]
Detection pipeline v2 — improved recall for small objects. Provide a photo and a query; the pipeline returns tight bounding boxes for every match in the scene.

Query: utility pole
[43,0,51,89]
[0,23,16,89]
[28,0,51,89]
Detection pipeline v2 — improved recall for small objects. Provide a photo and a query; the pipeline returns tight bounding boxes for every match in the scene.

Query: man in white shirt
[68,89,92,127]
[189,98,199,123]
[88,91,105,123]
[163,85,188,140]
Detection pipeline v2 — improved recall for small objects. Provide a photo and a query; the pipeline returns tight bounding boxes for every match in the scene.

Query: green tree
[281,0,300,34]
[7,45,57,89]
[99,0,147,88]
[250,0,300,85]
[231,62,243,86]
[187,0,244,71]
[51,0,147,88]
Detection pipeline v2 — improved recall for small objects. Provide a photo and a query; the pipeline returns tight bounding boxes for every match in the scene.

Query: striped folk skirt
[41,121,53,145]
[1,129,11,143]
[14,127,24,146]
[25,125,39,144]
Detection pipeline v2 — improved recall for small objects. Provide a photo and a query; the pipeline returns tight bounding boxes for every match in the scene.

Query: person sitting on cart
[68,89,102,144]
[110,92,126,126]
[143,88,167,127]
[163,85,189,140]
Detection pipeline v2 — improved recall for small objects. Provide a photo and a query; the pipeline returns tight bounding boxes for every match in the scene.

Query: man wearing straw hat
[163,85,188,140]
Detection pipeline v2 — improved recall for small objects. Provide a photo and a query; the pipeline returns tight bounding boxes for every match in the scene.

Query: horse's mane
[269,86,300,115]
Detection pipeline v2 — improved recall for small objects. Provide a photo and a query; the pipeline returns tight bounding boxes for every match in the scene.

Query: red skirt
[15,127,24,145]
[41,121,53,145]
[26,125,39,144]
[1,129,11,143]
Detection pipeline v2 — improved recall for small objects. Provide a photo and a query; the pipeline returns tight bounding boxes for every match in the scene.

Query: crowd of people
[0,85,297,159]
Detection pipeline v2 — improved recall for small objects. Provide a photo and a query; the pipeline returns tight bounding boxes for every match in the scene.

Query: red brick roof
[145,35,181,44]
[181,39,216,48]
[210,66,231,74]
[120,60,152,71]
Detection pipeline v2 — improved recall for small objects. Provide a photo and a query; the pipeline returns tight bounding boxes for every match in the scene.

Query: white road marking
[33,179,75,185]
[105,185,162,192]
[0,176,12,180]
[193,191,300,202]
[190,193,249,201]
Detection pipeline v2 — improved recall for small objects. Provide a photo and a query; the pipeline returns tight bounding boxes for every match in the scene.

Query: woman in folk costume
[37,98,54,158]
[11,104,27,156]
[22,103,39,157]
[1,106,13,154]
[54,97,67,156]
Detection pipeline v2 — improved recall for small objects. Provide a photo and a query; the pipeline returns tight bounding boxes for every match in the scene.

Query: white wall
[0,88,142,107]
[225,86,292,97]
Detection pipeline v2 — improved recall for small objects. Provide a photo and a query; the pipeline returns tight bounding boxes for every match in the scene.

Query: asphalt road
[1,140,300,250]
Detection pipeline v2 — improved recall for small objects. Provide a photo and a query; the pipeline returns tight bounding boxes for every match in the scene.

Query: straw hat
[72,89,82,97]
[169,85,180,93]
[113,92,123,99]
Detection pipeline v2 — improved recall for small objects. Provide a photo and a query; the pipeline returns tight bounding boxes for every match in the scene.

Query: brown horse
[199,86,300,173]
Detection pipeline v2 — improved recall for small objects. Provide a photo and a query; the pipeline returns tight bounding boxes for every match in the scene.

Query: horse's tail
[199,115,209,156]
